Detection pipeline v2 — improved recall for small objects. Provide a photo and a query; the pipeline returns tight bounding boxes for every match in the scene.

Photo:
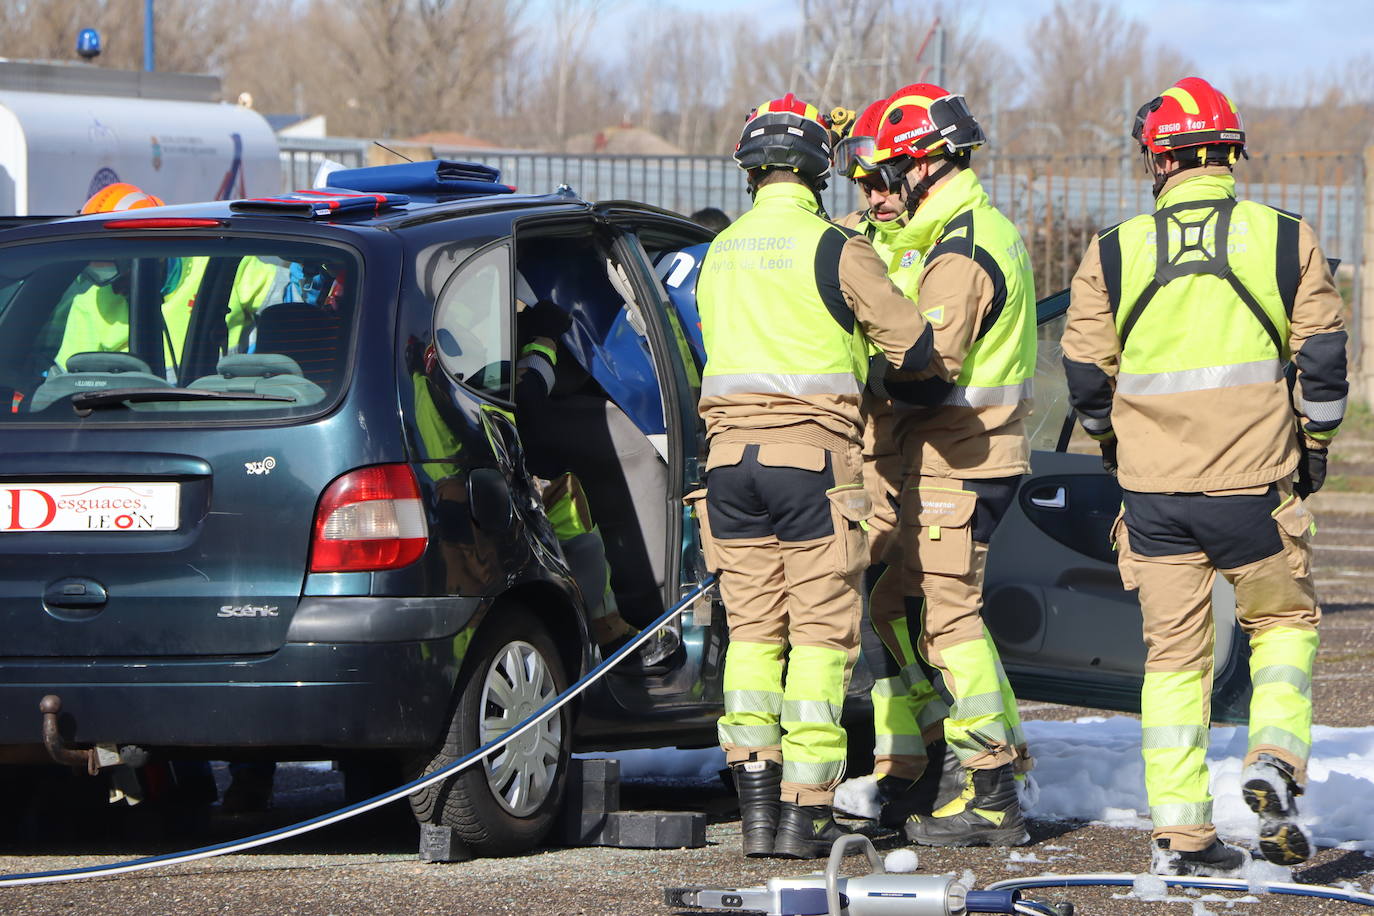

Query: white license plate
[1,482,180,532]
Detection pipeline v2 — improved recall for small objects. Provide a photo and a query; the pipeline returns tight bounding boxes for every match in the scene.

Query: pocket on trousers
[1272,494,1315,579]
[826,483,872,577]
[902,484,977,577]
[1110,508,1139,591]
[705,441,748,471]
[684,488,722,573]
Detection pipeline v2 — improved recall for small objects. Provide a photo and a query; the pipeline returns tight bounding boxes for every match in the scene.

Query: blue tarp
[325,160,513,198]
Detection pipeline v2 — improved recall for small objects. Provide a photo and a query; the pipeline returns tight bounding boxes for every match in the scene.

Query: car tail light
[309,464,428,572]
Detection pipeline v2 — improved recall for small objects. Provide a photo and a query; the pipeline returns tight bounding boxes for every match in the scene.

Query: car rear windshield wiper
[71,386,296,414]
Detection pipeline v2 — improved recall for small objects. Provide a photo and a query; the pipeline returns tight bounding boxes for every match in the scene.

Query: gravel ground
[2,495,1371,915]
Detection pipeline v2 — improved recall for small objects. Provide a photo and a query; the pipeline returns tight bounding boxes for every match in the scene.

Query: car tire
[410,607,571,856]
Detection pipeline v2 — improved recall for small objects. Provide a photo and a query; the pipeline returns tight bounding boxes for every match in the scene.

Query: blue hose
[0,576,718,888]
[989,873,1374,908]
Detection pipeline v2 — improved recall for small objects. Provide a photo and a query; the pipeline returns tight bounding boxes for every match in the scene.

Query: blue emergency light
[77,28,101,60]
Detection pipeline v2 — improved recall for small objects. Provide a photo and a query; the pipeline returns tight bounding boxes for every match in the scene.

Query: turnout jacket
[1062,167,1348,493]
[697,181,934,453]
[877,169,1038,479]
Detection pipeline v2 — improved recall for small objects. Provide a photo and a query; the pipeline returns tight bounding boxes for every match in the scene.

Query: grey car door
[984,289,1250,722]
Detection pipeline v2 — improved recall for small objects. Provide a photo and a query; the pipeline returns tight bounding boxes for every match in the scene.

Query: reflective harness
[1099,197,1301,354]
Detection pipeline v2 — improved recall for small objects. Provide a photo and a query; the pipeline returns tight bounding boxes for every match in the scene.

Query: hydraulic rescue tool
[665,835,1068,916]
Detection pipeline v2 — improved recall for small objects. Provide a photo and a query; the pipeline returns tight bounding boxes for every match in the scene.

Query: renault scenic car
[0,163,1248,855]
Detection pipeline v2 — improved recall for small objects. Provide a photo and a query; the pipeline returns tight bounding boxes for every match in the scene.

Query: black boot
[876,738,950,829]
[904,763,1028,847]
[773,802,853,859]
[731,760,781,858]
[1242,753,1311,865]
[1151,837,1248,877]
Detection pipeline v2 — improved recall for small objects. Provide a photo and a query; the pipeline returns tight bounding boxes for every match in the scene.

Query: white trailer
[0,60,280,216]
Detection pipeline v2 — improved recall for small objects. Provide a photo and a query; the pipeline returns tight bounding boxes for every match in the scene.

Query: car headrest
[214,353,304,379]
[64,351,154,375]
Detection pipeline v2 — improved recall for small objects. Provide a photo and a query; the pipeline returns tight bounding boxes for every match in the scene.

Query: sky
[589,0,1371,102]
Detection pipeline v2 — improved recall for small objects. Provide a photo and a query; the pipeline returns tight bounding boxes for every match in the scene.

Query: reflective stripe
[1249,724,1310,759]
[701,371,860,398]
[939,378,1034,407]
[875,734,927,756]
[1077,412,1112,433]
[718,723,782,747]
[1116,358,1281,396]
[1141,724,1209,750]
[1251,664,1312,696]
[871,677,905,699]
[1298,395,1347,424]
[783,759,844,786]
[917,698,950,730]
[1150,800,1213,828]
[782,699,844,724]
[517,354,555,393]
[725,689,783,716]
[950,690,1006,720]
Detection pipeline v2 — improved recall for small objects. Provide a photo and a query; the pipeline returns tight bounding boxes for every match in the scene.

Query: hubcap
[479,640,562,817]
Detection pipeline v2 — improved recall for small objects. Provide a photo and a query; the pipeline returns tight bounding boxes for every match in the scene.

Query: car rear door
[985,289,1247,719]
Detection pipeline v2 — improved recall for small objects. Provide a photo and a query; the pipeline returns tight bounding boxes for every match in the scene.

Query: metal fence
[280,139,1364,316]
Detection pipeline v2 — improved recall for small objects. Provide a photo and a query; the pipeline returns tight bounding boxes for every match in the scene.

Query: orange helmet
[81,182,166,215]
[833,98,888,180]
[734,93,834,186]
[1133,76,1245,158]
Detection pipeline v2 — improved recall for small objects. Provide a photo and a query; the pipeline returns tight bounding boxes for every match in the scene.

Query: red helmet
[833,98,888,180]
[871,83,984,166]
[734,92,834,185]
[1133,76,1245,156]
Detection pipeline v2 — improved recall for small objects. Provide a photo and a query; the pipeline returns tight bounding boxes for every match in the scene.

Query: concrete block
[418,824,472,862]
[606,810,706,848]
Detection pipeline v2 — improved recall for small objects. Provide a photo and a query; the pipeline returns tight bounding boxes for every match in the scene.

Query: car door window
[433,242,512,399]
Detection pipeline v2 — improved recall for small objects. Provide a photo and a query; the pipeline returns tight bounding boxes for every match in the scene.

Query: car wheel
[410,607,570,856]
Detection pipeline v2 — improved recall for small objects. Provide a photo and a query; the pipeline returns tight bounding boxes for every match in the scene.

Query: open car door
[983,289,1251,722]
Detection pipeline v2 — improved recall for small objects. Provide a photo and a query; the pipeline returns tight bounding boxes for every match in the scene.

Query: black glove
[1295,443,1328,498]
[517,299,572,343]
[1100,437,1118,476]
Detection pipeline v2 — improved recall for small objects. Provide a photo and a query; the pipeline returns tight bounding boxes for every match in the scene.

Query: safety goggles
[834,134,878,180]
[855,156,916,196]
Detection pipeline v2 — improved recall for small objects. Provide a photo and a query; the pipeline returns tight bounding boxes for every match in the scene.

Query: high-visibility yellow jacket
[1063,167,1348,492]
[697,180,934,453]
[878,169,1038,479]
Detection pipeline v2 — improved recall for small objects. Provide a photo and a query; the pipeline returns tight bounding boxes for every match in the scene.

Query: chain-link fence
[280,139,1365,329]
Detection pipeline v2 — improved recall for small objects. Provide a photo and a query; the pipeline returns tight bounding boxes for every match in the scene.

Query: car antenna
[373,141,414,163]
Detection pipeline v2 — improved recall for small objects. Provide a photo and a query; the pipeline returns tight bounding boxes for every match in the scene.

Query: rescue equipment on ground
[667,833,1374,915]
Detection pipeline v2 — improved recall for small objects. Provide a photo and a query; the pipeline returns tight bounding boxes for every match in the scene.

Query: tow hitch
[39,694,148,804]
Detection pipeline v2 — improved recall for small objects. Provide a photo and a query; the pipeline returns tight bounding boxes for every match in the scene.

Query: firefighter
[834,98,952,828]
[694,93,935,859]
[1062,76,1346,876]
[859,84,1037,847]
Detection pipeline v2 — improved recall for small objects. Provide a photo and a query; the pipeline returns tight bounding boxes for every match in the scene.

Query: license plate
[1,482,180,532]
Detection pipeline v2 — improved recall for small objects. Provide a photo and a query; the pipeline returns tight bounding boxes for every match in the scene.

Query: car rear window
[0,234,359,422]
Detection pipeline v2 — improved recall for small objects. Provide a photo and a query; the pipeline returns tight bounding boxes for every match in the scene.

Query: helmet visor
[834,135,878,179]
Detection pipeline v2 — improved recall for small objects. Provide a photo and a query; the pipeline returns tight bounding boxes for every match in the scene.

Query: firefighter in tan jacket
[693,93,935,860]
[1063,77,1347,878]
[855,84,1038,848]
[833,97,951,829]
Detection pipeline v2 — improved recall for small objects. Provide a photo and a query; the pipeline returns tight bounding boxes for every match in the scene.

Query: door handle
[1029,486,1067,510]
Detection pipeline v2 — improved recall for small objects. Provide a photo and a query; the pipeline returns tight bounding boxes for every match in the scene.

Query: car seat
[189,353,326,407]
[28,351,170,412]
